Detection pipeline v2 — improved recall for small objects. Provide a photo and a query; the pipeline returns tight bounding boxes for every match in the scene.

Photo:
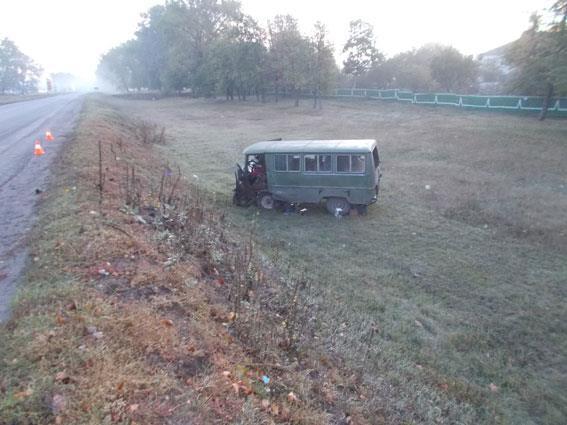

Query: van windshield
[372,147,380,167]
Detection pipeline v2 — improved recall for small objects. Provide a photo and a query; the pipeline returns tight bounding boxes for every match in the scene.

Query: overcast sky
[0,0,553,84]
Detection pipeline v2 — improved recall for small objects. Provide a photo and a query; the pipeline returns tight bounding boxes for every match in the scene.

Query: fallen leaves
[161,319,174,327]
[287,391,299,404]
[55,310,67,326]
[14,388,33,400]
[231,381,253,396]
[270,403,280,416]
[55,371,72,384]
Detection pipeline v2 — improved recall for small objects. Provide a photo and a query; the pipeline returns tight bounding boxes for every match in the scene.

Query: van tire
[257,192,274,209]
[326,197,350,216]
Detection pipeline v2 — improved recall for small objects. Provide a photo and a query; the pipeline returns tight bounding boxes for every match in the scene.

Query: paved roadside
[0,93,84,322]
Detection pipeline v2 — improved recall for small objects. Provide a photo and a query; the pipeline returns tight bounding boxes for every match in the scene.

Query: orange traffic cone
[34,140,45,156]
[45,131,54,141]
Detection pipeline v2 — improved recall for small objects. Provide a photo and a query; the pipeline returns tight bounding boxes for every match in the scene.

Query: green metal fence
[333,88,567,116]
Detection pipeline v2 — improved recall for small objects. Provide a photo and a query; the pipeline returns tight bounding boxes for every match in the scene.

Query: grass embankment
[0,97,371,424]
[107,96,567,425]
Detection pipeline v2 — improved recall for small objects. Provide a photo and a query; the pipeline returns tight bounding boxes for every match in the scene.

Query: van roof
[243,139,376,155]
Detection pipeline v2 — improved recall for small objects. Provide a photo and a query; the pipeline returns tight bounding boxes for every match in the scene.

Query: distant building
[477,43,514,94]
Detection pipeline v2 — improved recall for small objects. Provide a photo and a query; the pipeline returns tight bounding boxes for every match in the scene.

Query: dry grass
[105,95,567,424]
[0,97,373,425]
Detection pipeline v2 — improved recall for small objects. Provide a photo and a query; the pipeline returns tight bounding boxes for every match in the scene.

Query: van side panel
[266,153,377,205]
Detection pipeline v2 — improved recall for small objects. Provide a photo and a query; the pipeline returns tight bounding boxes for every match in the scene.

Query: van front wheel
[326,197,350,216]
[257,192,274,209]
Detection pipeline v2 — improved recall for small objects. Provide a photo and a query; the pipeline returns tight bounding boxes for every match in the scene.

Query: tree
[430,46,478,93]
[359,44,460,92]
[268,15,311,106]
[206,15,268,100]
[309,22,337,108]
[97,0,243,94]
[134,5,169,91]
[0,38,42,94]
[97,41,140,91]
[506,4,567,119]
[342,20,383,88]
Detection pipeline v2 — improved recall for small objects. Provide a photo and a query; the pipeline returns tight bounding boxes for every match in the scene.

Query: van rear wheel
[257,192,274,209]
[326,197,350,216]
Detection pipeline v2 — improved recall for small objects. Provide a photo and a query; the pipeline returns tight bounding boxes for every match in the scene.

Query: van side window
[337,155,350,172]
[319,154,332,172]
[275,154,287,171]
[288,154,300,171]
[304,154,317,172]
[351,155,366,173]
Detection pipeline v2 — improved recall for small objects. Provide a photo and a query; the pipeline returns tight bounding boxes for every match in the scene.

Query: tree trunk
[275,84,279,103]
[294,89,300,107]
[313,86,322,109]
[539,82,554,121]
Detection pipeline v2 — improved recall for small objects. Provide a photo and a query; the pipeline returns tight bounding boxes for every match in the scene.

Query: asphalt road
[0,93,83,322]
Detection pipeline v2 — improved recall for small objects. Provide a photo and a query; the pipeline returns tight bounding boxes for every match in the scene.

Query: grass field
[108,96,567,424]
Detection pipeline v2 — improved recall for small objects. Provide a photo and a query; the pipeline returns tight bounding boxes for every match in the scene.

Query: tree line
[0,38,42,94]
[96,0,483,104]
[97,1,337,107]
[98,0,566,111]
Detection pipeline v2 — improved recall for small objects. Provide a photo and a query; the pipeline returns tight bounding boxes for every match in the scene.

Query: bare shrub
[134,169,320,361]
[122,164,142,208]
[136,120,166,145]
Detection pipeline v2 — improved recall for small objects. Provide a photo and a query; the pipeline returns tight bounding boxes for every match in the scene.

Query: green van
[233,139,381,215]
